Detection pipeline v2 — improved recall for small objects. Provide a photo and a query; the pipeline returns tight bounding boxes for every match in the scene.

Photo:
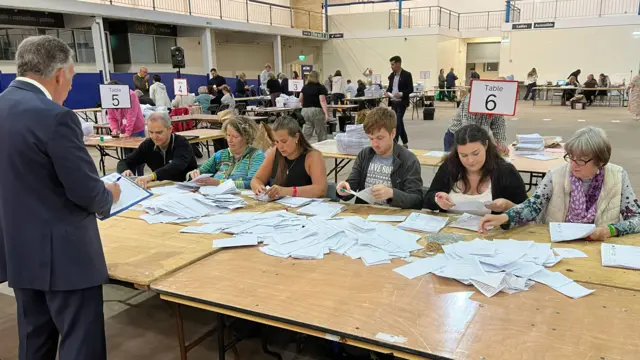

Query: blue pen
[115,176,122,183]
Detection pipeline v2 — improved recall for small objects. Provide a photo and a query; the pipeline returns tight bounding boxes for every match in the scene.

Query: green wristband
[608,224,616,237]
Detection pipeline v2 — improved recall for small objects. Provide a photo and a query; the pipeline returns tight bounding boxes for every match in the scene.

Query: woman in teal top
[187,111,265,189]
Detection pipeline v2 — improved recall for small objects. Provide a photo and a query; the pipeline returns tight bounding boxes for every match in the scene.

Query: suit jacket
[386,69,413,106]
[0,80,113,291]
[280,78,291,96]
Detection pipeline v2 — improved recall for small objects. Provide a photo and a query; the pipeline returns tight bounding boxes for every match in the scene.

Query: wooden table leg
[174,303,188,360]
[218,313,226,359]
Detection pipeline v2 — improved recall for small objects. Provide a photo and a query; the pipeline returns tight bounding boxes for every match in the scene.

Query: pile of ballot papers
[393,238,596,299]
[514,133,544,156]
[336,125,370,155]
[601,243,640,270]
[138,191,246,224]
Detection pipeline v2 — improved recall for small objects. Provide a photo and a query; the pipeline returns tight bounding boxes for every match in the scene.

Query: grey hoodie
[149,82,171,108]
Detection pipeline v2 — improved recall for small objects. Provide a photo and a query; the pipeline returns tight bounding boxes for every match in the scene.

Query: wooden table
[85,129,224,175]
[73,107,102,123]
[532,86,627,106]
[246,107,295,115]
[152,244,640,360]
[344,96,386,109]
[171,114,268,128]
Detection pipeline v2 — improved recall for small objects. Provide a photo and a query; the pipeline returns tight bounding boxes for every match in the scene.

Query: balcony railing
[511,0,639,22]
[389,7,504,30]
[80,0,325,32]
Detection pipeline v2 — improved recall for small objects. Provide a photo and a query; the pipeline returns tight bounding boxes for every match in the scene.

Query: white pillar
[202,28,215,76]
[91,17,110,83]
[273,35,283,74]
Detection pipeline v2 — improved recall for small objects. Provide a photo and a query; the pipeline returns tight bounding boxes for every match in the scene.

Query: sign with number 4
[468,79,519,116]
[99,84,131,109]
[289,79,304,92]
[174,78,188,96]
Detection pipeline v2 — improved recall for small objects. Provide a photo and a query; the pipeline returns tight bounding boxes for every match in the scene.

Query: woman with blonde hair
[220,85,235,111]
[523,68,538,101]
[235,72,251,98]
[187,110,265,189]
[299,70,330,141]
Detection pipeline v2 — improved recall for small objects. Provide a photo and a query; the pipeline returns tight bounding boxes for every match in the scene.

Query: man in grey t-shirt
[364,155,393,205]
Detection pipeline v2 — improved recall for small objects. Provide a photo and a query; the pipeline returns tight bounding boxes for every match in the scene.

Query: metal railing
[80,0,325,32]
[389,6,504,30]
[513,0,639,22]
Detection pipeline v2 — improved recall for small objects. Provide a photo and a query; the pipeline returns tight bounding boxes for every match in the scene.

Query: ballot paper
[212,236,259,248]
[553,247,588,258]
[470,273,506,297]
[397,213,448,233]
[447,213,488,231]
[601,243,640,270]
[177,173,213,190]
[346,188,376,205]
[240,190,255,196]
[366,215,407,222]
[433,257,488,284]
[525,154,555,161]
[100,173,152,220]
[297,202,344,218]
[393,254,449,279]
[530,269,573,289]
[553,281,596,299]
[151,185,190,195]
[549,222,596,242]
[449,201,491,215]
[276,196,321,208]
[424,151,448,157]
[199,180,239,196]
[179,224,224,234]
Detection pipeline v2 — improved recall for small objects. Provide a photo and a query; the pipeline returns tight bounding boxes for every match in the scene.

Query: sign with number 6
[99,84,131,109]
[289,79,304,92]
[468,79,519,116]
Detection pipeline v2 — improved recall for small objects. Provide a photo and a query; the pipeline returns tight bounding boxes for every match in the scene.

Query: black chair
[207,104,219,114]
[217,104,230,114]
[235,103,247,115]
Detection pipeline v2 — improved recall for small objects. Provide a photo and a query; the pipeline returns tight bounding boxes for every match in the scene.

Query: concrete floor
[0,100,637,360]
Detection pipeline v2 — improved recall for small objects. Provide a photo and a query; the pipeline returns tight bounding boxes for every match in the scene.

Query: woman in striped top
[187,110,265,189]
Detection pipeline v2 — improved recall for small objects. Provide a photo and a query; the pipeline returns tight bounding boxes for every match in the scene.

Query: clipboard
[99,173,153,220]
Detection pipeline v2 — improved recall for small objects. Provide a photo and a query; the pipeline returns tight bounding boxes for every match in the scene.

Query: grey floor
[0,100,638,359]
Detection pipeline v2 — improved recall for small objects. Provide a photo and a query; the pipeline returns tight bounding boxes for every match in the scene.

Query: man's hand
[135,175,154,189]
[105,182,121,203]
[371,184,393,202]
[336,181,351,196]
[121,170,133,177]
[120,133,130,138]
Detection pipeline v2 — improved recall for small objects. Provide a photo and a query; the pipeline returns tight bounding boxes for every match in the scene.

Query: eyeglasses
[564,154,593,166]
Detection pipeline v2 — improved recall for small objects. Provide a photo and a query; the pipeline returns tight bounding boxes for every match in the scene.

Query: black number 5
[112,94,120,107]
[485,94,497,111]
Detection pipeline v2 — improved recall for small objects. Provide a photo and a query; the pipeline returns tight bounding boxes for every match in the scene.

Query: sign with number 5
[99,84,131,109]
[289,79,304,92]
[468,79,519,116]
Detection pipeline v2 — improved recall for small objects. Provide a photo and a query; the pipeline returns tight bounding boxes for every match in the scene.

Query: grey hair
[134,89,144,97]
[197,86,208,95]
[147,112,172,128]
[564,126,612,167]
[16,35,74,78]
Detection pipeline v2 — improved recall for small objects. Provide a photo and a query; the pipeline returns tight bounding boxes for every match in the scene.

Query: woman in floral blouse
[480,126,640,241]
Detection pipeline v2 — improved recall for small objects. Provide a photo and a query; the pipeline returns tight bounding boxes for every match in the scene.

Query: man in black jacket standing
[118,112,198,188]
[385,55,413,147]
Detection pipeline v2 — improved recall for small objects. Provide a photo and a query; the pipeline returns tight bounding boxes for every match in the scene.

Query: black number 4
[112,94,120,107]
[485,94,497,111]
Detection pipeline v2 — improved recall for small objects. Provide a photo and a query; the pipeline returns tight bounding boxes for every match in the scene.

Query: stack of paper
[138,192,246,224]
[549,222,596,242]
[297,202,345,218]
[199,179,240,196]
[151,185,190,195]
[176,173,213,190]
[447,213,487,231]
[601,243,640,270]
[276,196,322,208]
[397,213,448,233]
[514,133,544,155]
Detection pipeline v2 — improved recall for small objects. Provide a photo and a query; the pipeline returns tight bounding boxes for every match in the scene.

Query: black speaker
[170,46,185,69]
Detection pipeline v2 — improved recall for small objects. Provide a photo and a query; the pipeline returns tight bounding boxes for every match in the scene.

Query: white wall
[437,35,467,86]
[0,61,99,74]
[439,0,504,12]
[282,38,323,77]
[500,25,640,83]
[328,12,390,33]
[328,0,505,15]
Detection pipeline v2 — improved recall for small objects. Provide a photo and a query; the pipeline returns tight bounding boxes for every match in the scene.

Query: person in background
[583,74,598,106]
[220,85,236,111]
[443,91,507,153]
[208,68,226,88]
[332,70,346,118]
[235,72,251,98]
[446,68,458,102]
[480,126,640,240]
[135,89,155,106]
[336,107,423,209]
[293,70,300,80]
[251,116,327,199]
[568,69,581,85]
[187,111,264,189]
[133,66,149,96]
[469,67,480,83]
[523,67,538,101]
[118,112,197,188]
[356,79,366,97]
[300,70,330,142]
[172,87,196,109]
[362,68,373,84]
[629,71,640,121]
[0,35,120,360]
[438,69,446,100]
[425,125,527,216]
[260,63,272,95]
[107,80,146,175]
[562,75,579,105]
[149,74,171,108]
[195,86,212,114]
[323,74,333,93]
[279,73,291,96]
[597,73,611,102]
[345,79,357,98]
[385,55,413,147]
[267,72,281,107]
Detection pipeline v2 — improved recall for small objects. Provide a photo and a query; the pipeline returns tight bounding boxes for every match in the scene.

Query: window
[75,30,95,63]
[0,28,37,60]
[129,34,156,64]
[154,36,176,64]
[484,62,499,72]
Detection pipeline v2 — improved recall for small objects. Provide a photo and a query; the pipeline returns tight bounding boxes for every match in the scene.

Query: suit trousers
[14,286,106,360]
[391,102,408,145]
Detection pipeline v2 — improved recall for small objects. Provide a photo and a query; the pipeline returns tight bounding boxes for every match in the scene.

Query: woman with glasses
[479,126,640,240]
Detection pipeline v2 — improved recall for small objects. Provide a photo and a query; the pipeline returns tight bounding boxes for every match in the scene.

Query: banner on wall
[0,9,64,28]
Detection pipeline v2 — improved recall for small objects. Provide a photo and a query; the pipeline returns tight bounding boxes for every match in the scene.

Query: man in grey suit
[0,36,121,360]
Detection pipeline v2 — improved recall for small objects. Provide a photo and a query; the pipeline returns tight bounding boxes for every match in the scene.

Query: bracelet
[292,186,297,197]
[151,173,157,181]
[608,224,616,237]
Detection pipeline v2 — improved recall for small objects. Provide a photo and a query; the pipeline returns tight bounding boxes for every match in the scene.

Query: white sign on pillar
[174,78,188,96]
[99,84,131,109]
[288,79,304,92]
[468,79,519,116]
